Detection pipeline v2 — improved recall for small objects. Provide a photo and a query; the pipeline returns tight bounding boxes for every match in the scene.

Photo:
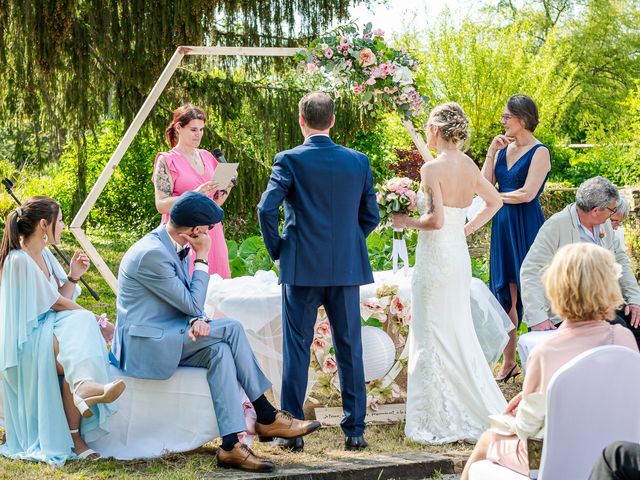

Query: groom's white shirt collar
[306,134,330,139]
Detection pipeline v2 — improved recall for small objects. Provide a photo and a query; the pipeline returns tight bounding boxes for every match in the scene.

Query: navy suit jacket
[110,225,210,379]
[258,135,379,286]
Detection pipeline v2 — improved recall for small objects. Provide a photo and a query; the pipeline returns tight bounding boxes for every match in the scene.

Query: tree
[0,0,372,212]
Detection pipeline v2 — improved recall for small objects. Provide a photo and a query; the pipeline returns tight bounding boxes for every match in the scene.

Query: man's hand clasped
[189,319,210,342]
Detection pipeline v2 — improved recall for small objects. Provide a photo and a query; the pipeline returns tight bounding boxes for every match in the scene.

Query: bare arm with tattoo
[154,156,178,214]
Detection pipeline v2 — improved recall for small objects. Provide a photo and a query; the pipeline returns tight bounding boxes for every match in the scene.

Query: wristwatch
[194,259,209,266]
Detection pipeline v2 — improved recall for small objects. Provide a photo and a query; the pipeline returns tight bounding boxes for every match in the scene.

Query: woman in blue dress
[481,95,551,382]
[0,197,125,465]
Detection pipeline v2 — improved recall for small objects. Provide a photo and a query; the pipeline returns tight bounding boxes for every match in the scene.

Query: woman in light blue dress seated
[0,197,125,465]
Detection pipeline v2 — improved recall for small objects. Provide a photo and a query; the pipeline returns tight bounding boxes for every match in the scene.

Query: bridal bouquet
[376,177,418,273]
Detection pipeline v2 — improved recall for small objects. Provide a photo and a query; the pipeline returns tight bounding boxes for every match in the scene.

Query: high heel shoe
[495,364,520,383]
[73,379,126,418]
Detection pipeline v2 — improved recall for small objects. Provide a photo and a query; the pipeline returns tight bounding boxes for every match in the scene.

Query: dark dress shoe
[255,410,321,441]
[345,435,369,451]
[216,442,275,472]
[271,436,304,452]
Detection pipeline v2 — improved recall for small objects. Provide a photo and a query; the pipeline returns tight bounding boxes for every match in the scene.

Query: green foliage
[227,236,277,277]
[348,113,413,183]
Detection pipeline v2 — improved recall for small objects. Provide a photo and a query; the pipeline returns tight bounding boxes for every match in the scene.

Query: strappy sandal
[73,379,126,418]
[70,429,100,461]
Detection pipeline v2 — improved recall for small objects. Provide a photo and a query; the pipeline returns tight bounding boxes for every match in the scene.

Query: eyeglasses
[605,206,618,217]
[208,224,215,230]
[500,114,514,121]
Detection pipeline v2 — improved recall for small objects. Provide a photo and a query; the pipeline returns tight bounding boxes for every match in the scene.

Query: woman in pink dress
[153,104,234,278]
[461,243,639,479]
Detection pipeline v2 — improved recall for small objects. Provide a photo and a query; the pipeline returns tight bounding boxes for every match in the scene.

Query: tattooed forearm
[424,186,435,214]
[155,158,173,196]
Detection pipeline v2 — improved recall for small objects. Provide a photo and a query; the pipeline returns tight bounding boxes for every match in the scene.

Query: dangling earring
[43,233,48,243]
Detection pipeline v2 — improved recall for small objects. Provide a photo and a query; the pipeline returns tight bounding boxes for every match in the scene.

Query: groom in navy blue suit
[258,92,379,451]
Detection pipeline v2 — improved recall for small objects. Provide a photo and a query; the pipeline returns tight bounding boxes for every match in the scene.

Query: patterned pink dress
[153,148,231,278]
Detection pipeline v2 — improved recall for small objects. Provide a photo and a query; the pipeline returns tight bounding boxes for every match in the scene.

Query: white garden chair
[469,345,640,480]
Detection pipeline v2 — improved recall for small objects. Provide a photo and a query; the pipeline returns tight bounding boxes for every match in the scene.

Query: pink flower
[361,297,388,321]
[345,59,353,68]
[384,86,391,93]
[316,320,331,337]
[340,36,350,46]
[324,48,334,59]
[373,28,385,37]
[312,337,328,352]
[322,355,338,373]
[367,395,381,411]
[373,89,383,95]
[372,66,386,78]
[402,312,412,326]
[365,76,376,86]
[358,48,377,67]
[242,401,257,435]
[389,296,407,317]
[307,63,317,72]
[343,50,349,56]
[364,33,371,40]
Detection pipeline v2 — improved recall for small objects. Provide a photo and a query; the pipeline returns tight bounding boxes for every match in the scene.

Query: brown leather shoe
[216,442,275,472]
[255,410,321,442]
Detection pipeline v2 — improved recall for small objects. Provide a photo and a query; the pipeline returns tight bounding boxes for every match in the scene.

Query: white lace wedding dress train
[405,191,507,444]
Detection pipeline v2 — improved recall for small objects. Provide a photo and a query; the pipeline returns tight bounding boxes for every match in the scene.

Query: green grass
[0,424,475,479]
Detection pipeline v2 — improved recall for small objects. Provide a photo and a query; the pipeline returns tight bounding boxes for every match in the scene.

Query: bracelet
[194,258,209,266]
[67,275,80,284]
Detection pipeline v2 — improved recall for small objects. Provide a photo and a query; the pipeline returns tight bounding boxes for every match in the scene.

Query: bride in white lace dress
[393,103,507,443]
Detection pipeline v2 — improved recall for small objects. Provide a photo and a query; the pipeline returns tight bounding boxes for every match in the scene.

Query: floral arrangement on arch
[310,284,411,410]
[295,23,428,119]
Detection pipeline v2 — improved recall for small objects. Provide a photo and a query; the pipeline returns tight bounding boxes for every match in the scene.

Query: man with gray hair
[520,176,640,342]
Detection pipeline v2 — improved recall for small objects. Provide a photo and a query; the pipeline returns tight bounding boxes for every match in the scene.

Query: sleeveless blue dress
[489,144,550,323]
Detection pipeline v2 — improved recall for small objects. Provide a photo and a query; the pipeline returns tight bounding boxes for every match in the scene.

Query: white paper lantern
[361,326,396,382]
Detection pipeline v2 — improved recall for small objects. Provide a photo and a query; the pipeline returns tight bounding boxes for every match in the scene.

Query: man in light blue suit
[112,192,320,472]
[258,92,380,452]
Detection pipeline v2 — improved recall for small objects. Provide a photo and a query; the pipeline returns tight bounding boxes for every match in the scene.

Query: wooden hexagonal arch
[70,46,431,293]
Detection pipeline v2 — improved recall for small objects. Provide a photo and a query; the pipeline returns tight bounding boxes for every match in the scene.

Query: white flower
[392,66,414,86]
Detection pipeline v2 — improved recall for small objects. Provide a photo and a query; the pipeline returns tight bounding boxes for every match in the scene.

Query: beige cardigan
[520,203,640,327]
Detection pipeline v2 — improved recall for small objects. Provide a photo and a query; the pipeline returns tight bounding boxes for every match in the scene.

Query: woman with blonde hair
[461,243,639,479]
[392,102,506,443]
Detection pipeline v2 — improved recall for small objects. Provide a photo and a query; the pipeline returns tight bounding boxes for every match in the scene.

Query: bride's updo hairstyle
[427,102,470,148]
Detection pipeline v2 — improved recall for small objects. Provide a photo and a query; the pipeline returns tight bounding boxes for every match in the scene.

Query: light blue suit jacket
[110,225,209,380]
